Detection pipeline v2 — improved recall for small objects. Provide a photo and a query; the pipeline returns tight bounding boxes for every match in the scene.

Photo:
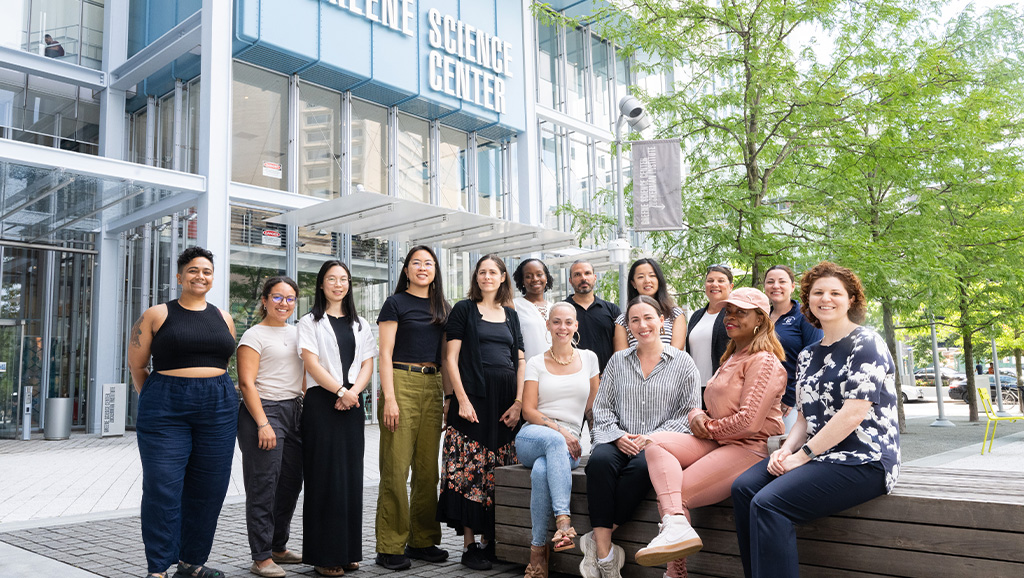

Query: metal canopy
[270,191,578,256]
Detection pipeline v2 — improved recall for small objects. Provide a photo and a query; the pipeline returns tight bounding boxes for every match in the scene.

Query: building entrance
[0,319,27,439]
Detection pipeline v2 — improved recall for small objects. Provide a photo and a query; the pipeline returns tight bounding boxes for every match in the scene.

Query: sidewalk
[0,400,1021,577]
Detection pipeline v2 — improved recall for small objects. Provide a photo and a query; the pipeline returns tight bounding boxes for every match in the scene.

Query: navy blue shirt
[773,300,823,407]
[797,326,900,493]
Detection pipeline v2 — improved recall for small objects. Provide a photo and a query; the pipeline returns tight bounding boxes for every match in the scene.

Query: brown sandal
[314,566,345,577]
[551,515,577,552]
[525,545,549,578]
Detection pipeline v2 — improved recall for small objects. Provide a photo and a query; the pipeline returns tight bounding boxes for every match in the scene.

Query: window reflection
[438,126,468,210]
[351,99,388,195]
[396,112,429,203]
[232,62,289,191]
[299,83,342,199]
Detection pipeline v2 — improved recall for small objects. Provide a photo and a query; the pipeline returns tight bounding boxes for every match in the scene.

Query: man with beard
[564,260,621,373]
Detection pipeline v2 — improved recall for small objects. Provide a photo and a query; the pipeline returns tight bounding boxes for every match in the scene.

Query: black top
[685,304,730,375]
[328,314,356,387]
[478,319,515,370]
[446,299,524,397]
[151,300,235,371]
[377,291,444,365]
[564,294,621,373]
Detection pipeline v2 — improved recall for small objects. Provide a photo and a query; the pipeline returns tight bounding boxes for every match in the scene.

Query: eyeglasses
[325,276,350,285]
[270,295,296,304]
[409,260,435,269]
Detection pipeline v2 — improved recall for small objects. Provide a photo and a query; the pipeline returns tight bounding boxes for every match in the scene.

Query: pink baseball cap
[722,287,771,317]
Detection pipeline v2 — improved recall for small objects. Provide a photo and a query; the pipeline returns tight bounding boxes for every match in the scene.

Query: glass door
[0,319,27,439]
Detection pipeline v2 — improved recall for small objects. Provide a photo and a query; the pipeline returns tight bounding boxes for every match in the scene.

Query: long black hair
[395,245,451,325]
[312,260,360,329]
[627,258,678,320]
[258,276,298,320]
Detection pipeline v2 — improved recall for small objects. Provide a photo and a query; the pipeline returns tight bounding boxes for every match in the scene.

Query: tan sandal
[525,544,549,578]
[551,515,577,552]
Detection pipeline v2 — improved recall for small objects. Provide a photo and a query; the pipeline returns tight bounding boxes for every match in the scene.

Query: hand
[335,388,361,411]
[500,402,522,429]
[458,396,479,423]
[779,451,810,473]
[382,398,401,432]
[767,448,804,476]
[563,430,582,460]
[690,413,712,439]
[780,403,793,417]
[613,434,647,456]
[257,424,277,451]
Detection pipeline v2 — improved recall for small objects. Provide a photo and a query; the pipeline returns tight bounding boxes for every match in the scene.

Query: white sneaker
[579,531,600,578]
[596,543,625,578]
[635,514,703,567]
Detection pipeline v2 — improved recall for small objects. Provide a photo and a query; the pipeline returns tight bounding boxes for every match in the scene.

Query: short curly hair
[799,261,867,328]
[177,246,215,274]
[512,258,553,295]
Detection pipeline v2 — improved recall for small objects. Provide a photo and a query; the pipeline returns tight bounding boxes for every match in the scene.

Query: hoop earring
[545,331,552,345]
[754,325,760,334]
[572,332,581,348]
[660,325,666,336]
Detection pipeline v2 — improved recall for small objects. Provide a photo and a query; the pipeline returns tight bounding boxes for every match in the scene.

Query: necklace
[548,347,575,366]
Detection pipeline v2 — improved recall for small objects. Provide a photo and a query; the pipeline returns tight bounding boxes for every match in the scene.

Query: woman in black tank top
[127,247,238,578]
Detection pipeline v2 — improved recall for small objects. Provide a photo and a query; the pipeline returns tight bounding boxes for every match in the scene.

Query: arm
[445,338,478,423]
[220,309,237,339]
[127,305,166,393]
[377,320,400,432]
[590,361,625,444]
[774,399,872,474]
[585,373,599,431]
[698,353,786,441]
[670,315,687,350]
[237,344,276,450]
[613,325,629,352]
[768,411,808,475]
[500,350,526,428]
[300,349,344,395]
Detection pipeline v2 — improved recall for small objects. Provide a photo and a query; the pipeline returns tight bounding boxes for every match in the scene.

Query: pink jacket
[687,348,786,456]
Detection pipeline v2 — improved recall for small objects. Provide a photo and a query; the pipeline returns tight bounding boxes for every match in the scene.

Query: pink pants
[645,432,764,518]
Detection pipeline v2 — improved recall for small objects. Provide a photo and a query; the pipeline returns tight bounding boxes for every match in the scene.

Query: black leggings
[584,442,652,528]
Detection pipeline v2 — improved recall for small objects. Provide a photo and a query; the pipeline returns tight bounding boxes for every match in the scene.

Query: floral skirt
[436,366,520,538]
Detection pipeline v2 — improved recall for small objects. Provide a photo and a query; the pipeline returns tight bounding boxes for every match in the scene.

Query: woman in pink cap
[634,287,787,575]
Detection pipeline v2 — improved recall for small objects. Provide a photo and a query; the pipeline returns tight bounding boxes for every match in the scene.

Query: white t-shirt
[525,349,599,440]
[514,297,552,362]
[238,324,304,401]
[689,310,719,386]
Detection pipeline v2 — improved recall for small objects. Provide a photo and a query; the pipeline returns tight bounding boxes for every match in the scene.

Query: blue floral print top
[796,326,901,493]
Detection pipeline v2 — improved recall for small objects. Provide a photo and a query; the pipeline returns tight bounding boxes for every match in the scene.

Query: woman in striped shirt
[579,296,703,578]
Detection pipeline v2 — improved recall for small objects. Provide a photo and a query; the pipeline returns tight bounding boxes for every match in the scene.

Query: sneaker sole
[579,534,600,578]
[635,539,703,567]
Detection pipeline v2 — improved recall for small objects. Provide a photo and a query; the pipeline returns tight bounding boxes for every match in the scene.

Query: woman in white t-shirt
[236,276,305,577]
[512,258,555,361]
[515,302,600,578]
[686,265,734,386]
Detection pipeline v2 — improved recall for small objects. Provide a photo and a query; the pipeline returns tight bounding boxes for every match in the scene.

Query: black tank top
[151,300,236,371]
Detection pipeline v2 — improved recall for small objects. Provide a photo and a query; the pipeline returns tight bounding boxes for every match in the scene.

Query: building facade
[0,0,635,435]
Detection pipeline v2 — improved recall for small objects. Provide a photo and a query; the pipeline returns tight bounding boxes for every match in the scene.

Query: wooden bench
[495,463,1024,577]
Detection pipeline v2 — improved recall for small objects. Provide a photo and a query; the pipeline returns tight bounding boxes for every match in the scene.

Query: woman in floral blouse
[731,261,900,578]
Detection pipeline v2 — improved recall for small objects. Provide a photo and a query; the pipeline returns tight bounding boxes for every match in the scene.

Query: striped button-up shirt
[591,345,702,445]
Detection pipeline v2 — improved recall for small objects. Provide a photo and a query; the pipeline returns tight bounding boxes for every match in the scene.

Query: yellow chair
[977,386,1024,454]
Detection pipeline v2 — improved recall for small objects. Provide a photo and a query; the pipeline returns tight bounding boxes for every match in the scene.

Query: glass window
[158,93,173,169]
[396,112,429,203]
[186,79,201,174]
[131,108,147,165]
[565,28,588,121]
[592,35,612,130]
[568,133,591,214]
[477,139,503,219]
[438,126,468,210]
[539,122,563,230]
[229,205,286,335]
[80,0,104,69]
[24,1,105,70]
[298,83,342,199]
[536,21,558,109]
[232,62,289,191]
[615,47,631,107]
[350,99,388,195]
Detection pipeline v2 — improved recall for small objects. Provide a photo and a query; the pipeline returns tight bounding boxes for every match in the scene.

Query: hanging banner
[632,139,682,231]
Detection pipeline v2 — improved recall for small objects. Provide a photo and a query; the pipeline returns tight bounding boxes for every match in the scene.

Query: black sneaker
[481,540,497,562]
[375,553,412,571]
[461,543,492,571]
[405,545,449,563]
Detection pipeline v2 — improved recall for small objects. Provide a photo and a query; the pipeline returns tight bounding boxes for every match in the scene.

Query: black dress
[301,315,363,567]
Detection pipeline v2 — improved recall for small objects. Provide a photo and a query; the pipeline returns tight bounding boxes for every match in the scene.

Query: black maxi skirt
[437,366,520,538]
[301,386,364,567]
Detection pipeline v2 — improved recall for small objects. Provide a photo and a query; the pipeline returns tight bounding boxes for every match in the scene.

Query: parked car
[900,383,925,404]
[914,367,964,387]
[948,375,1020,406]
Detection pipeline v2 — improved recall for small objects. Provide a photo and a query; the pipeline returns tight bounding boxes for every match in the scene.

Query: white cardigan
[296,312,378,389]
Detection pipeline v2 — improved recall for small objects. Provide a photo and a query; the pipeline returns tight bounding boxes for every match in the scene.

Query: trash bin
[44,397,73,440]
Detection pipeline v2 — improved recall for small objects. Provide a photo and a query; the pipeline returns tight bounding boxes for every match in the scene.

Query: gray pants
[237,397,304,561]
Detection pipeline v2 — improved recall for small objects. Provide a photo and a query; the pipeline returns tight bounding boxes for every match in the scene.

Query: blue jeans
[136,373,239,574]
[731,458,886,578]
[515,424,580,547]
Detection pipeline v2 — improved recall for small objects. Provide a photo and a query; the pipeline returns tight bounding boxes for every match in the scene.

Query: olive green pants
[375,369,444,554]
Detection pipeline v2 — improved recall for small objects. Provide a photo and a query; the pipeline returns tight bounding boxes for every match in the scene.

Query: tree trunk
[1015,347,1022,414]
[882,300,906,433]
[961,331,980,422]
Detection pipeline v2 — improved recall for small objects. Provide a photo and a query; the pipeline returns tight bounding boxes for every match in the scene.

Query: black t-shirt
[377,291,444,365]
[565,294,621,373]
[328,314,356,386]
[478,318,515,369]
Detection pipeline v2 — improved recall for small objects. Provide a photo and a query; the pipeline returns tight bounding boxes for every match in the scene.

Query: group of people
[127,246,900,578]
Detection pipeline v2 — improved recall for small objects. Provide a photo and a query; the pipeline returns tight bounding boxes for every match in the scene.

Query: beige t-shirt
[238,324,304,401]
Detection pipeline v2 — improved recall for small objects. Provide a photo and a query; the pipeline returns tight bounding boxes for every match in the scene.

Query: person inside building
[512,258,555,361]
[580,296,702,578]
[634,288,786,577]
[439,254,525,571]
[764,265,822,433]
[128,246,238,578]
[515,301,600,578]
[237,276,305,578]
[686,265,733,387]
[43,34,64,58]
[565,260,621,374]
[613,258,685,352]
[375,245,452,571]
[731,262,900,578]
[297,260,378,577]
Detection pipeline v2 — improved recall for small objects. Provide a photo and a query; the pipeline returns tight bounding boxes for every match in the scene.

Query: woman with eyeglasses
[237,276,305,578]
[686,265,734,387]
[297,261,378,577]
[764,265,823,433]
[613,258,686,352]
[375,245,453,571]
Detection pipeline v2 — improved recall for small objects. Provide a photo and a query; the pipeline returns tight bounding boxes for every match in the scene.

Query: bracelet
[514,398,523,405]
[257,421,270,430]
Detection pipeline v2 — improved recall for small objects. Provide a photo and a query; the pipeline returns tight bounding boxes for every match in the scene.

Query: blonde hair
[721,308,785,363]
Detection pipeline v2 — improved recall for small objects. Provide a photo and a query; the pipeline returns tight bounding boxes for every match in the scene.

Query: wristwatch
[337,387,348,398]
[800,444,816,459]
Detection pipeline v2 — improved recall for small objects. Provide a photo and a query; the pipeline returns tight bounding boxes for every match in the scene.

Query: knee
[585,445,618,477]
[531,458,548,482]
